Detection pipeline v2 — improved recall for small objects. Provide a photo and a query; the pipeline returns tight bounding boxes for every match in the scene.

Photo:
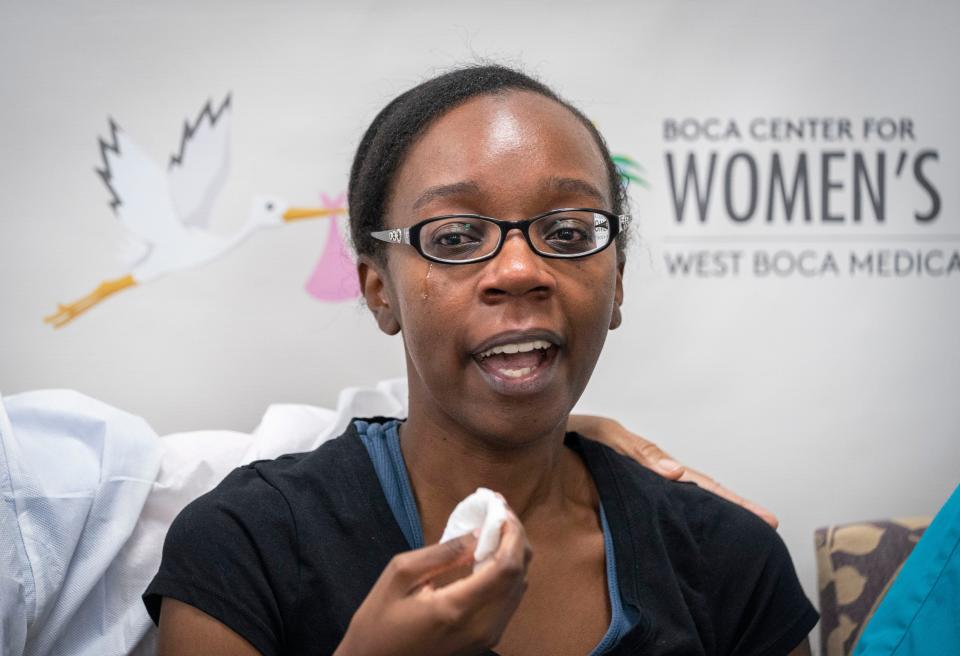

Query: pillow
[0,379,409,656]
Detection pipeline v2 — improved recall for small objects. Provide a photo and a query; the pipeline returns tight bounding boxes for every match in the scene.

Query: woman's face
[361,90,623,445]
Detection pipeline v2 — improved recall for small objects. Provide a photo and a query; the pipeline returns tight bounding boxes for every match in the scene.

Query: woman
[145,65,817,655]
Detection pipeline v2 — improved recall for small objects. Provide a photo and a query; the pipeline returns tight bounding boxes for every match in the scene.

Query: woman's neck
[399,390,597,545]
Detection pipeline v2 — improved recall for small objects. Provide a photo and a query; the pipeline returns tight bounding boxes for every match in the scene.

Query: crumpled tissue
[440,487,508,568]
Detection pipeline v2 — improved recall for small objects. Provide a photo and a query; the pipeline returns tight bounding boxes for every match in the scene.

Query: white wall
[2,1,958,651]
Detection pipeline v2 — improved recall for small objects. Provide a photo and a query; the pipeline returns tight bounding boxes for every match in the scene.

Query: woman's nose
[478,230,556,301]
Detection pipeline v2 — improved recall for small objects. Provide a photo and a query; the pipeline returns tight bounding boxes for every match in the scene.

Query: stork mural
[44,95,359,329]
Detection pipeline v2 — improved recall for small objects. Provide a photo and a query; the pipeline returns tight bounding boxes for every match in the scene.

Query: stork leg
[44,274,137,328]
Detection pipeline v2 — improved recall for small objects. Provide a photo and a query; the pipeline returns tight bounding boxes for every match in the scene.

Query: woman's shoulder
[571,431,775,549]
[146,417,410,637]
[173,417,400,533]
[573,433,818,654]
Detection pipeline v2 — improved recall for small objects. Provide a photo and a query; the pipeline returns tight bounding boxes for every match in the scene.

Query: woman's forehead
[388,91,609,218]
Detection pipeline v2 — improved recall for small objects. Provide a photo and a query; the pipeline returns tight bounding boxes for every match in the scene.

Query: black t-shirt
[143,420,818,655]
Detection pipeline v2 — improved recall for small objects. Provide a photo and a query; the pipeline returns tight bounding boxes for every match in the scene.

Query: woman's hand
[567,414,779,528]
[335,510,532,656]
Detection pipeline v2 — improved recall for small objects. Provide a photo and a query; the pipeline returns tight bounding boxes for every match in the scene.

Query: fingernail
[659,458,682,472]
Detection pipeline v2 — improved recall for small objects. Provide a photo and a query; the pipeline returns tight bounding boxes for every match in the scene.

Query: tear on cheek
[421,262,433,300]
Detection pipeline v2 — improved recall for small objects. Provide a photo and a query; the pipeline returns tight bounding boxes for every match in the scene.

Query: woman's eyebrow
[545,177,606,204]
[411,177,605,212]
[412,181,481,212]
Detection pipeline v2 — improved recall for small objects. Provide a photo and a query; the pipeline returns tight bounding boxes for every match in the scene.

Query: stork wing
[166,95,232,230]
[96,120,185,247]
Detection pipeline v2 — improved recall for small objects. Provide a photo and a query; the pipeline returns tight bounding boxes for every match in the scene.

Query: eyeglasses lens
[421,218,501,261]
[531,211,610,256]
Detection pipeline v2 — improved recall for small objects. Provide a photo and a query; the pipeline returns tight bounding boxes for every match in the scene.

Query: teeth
[476,339,552,360]
[500,367,532,378]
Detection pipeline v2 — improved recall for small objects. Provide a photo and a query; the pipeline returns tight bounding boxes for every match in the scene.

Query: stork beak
[282,207,345,222]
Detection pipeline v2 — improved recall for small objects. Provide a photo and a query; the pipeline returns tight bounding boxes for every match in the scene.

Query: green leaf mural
[612,154,648,188]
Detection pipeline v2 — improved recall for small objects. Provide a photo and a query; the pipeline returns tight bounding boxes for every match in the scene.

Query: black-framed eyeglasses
[370,208,631,265]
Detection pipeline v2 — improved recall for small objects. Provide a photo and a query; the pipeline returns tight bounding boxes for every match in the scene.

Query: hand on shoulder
[568,414,779,528]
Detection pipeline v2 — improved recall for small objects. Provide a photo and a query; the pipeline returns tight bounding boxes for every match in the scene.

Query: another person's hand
[334,510,532,656]
[567,414,779,528]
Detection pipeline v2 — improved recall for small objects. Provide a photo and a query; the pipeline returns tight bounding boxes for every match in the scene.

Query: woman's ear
[609,263,624,330]
[358,258,401,335]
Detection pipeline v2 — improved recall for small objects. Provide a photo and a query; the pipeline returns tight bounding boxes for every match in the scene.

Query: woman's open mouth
[472,338,560,394]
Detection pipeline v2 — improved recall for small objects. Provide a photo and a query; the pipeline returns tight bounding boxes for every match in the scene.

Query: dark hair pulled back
[348,64,628,262]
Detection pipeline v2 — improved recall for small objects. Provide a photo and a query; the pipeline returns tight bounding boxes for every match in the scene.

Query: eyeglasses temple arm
[370,228,412,244]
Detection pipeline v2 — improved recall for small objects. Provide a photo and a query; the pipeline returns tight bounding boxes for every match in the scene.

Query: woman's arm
[158,599,260,656]
[567,414,779,528]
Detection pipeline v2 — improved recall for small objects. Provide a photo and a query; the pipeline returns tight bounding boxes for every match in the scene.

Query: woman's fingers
[338,517,525,656]
[571,413,781,528]
[439,511,530,608]
[568,414,684,480]
[385,533,479,594]
[678,466,780,529]
[630,438,685,480]
[386,511,530,654]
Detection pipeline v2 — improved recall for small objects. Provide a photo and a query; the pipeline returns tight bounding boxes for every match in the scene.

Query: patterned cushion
[815,518,931,655]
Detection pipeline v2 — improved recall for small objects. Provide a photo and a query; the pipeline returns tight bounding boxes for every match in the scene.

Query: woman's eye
[551,228,582,241]
[545,223,589,242]
[437,233,477,246]
[431,223,483,247]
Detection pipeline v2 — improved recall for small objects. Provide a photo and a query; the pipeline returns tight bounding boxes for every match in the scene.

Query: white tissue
[440,487,509,567]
